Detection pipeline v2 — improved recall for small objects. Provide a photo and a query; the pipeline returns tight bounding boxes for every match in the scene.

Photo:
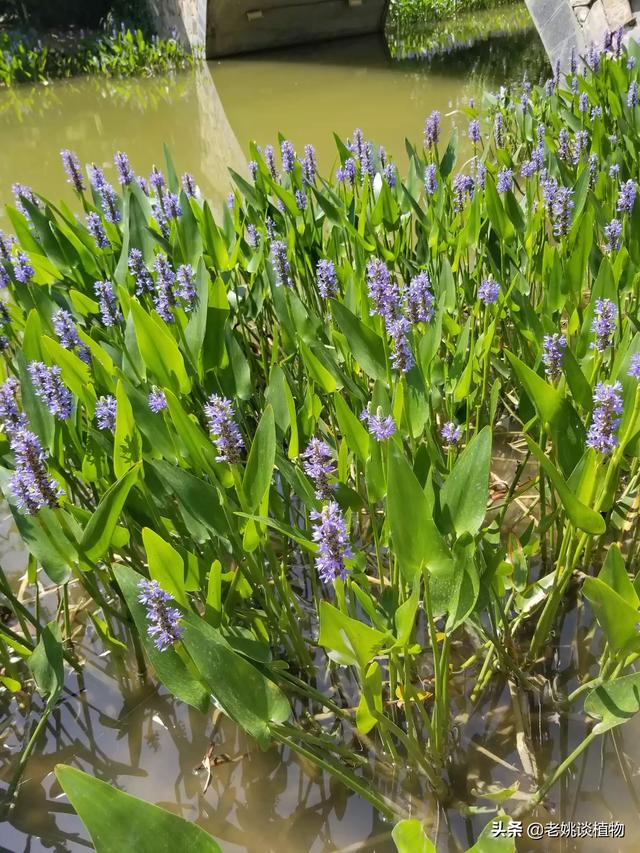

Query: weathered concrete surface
[147,0,207,48]
[524,0,586,69]
[526,0,639,68]
[205,0,388,57]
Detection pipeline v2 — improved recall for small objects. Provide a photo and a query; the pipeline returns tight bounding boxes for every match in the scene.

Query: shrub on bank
[0,26,196,86]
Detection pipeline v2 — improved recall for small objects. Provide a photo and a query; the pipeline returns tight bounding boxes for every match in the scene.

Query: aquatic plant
[3,32,640,845]
[0,27,197,87]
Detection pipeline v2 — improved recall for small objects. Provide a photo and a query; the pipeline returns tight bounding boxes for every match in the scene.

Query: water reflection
[0,21,548,224]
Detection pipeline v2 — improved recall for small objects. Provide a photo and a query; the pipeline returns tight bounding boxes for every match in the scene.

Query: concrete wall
[146,0,207,49]
[525,0,637,68]
[205,0,388,57]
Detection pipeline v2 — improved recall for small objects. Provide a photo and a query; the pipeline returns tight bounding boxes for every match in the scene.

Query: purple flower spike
[86,212,110,249]
[138,579,183,651]
[27,362,73,421]
[496,168,513,194]
[441,422,462,447]
[271,240,292,288]
[586,382,623,455]
[281,140,296,174]
[468,119,481,144]
[542,334,567,381]
[52,309,91,365]
[128,249,154,295]
[181,172,197,197]
[61,149,85,193]
[148,387,168,413]
[424,164,438,195]
[478,278,500,306]
[204,395,244,463]
[424,110,441,149]
[9,428,63,515]
[301,437,336,500]
[604,219,622,254]
[114,151,135,186]
[366,258,398,324]
[95,395,117,431]
[94,280,122,327]
[617,180,637,214]
[629,353,640,380]
[360,405,396,441]
[0,378,29,436]
[310,501,353,583]
[591,299,617,352]
[176,264,197,311]
[405,271,434,324]
[302,144,317,185]
[316,259,338,299]
[13,251,34,284]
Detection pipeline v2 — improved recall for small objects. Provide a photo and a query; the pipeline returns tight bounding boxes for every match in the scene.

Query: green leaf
[243,405,275,511]
[164,389,216,475]
[150,460,227,540]
[114,381,142,479]
[28,621,63,701]
[330,300,386,380]
[439,128,457,178]
[334,395,370,465]
[525,438,605,534]
[184,260,210,370]
[42,336,97,415]
[392,820,435,853]
[142,528,189,607]
[130,301,191,395]
[505,351,562,426]
[394,578,421,647]
[0,469,73,583]
[55,765,221,853]
[387,443,453,580]
[116,563,209,712]
[179,612,290,746]
[80,464,141,562]
[582,577,640,654]
[599,544,639,608]
[356,661,383,734]
[440,427,492,537]
[585,672,640,734]
[318,600,388,669]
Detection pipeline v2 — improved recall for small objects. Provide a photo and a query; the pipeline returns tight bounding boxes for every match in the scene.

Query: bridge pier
[147,0,388,58]
[525,0,640,69]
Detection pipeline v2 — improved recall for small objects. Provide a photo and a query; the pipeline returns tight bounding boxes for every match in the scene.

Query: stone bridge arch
[147,0,640,65]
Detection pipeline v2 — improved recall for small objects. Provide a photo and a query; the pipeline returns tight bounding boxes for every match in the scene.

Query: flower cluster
[310,501,353,583]
[9,429,63,515]
[360,405,396,441]
[542,334,567,381]
[95,395,117,431]
[586,382,623,455]
[316,259,338,299]
[27,362,73,420]
[94,280,122,327]
[204,395,244,463]
[138,579,183,651]
[52,309,91,365]
[591,299,617,352]
[301,437,336,500]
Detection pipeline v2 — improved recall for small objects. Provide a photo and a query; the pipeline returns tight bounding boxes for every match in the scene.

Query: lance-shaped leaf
[55,765,221,853]
[585,672,640,735]
[330,300,386,380]
[440,426,492,538]
[80,464,141,561]
[242,404,275,511]
[387,442,453,580]
[525,437,605,534]
[130,300,191,395]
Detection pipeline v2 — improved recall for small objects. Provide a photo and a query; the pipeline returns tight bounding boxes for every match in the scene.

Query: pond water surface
[3,12,640,853]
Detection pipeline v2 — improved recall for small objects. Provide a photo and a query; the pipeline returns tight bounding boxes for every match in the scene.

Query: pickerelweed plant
[3,30,640,826]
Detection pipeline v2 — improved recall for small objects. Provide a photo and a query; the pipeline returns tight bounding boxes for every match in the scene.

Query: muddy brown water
[1,17,640,853]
